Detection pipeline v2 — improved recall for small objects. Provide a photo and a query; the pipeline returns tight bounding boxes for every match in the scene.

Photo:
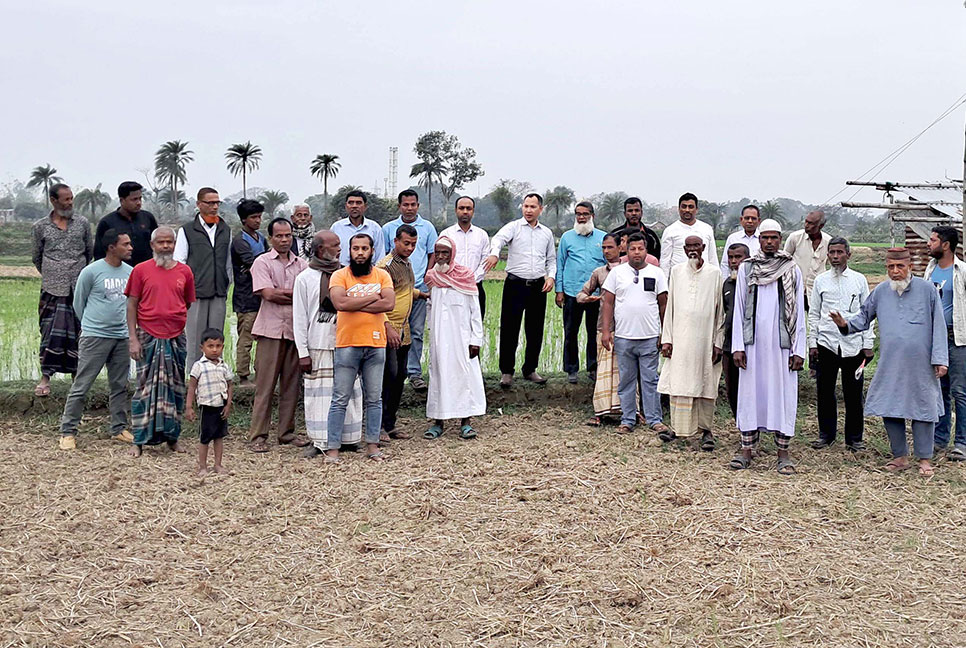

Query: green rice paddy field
[0,278,575,381]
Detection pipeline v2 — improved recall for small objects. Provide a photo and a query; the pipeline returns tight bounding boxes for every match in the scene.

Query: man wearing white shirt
[719,205,761,276]
[784,210,831,309]
[441,196,490,317]
[601,232,670,435]
[660,192,718,277]
[174,187,233,369]
[808,237,873,452]
[330,190,386,267]
[484,193,556,387]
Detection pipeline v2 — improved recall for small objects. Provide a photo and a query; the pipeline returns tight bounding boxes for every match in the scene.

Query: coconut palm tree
[410,159,446,219]
[258,190,289,216]
[760,200,785,226]
[26,164,63,206]
[157,188,189,215]
[309,154,341,218]
[543,186,576,236]
[154,140,194,219]
[225,141,262,198]
[74,183,112,222]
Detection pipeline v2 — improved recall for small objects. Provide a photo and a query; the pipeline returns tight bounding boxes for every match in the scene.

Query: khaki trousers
[235,311,258,379]
[248,337,300,441]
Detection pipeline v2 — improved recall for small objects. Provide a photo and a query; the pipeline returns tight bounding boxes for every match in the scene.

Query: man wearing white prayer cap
[729,217,806,474]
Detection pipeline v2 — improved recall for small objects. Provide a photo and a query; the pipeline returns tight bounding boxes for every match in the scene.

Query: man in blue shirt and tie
[555,201,606,383]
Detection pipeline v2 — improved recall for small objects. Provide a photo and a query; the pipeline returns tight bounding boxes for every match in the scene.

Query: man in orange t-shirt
[325,233,395,463]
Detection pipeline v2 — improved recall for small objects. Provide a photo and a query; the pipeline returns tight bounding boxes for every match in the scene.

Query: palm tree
[599,192,627,229]
[74,183,112,222]
[760,200,785,225]
[309,154,341,218]
[543,186,576,236]
[410,158,446,219]
[154,140,194,219]
[157,188,189,214]
[258,190,289,216]
[225,141,262,198]
[26,164,63,206]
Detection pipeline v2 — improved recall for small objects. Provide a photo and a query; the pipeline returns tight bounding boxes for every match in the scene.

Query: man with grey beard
[831,247,947,477]
[31,183,93,396]
[125,226,196,457]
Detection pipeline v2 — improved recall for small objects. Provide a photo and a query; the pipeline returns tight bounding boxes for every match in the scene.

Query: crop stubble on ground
[2,408,966,647]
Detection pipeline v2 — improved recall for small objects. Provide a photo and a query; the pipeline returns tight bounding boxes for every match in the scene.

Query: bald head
[683,235,705,266]
[805,210,826,240]
[311,229,341,262]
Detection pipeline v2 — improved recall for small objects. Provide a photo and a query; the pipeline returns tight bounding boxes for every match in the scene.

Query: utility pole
[962,112,966,244]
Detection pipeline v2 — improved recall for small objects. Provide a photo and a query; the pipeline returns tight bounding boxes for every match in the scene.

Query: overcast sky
[1,0,964,210]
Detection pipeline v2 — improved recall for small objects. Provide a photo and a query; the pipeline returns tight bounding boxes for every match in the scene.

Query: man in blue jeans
[325,233,396,463]
[382,189,438,391]
[925,225,966,461]
[600,232,670,435]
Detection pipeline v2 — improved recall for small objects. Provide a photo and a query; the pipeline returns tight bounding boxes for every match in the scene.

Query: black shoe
[588,370,597,382]
[302,445,322,459]
[811,438,834,449]
[568,372,578,384]
[846,441,867,452]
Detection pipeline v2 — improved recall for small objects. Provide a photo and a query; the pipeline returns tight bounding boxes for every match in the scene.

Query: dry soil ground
[3,398,966,648]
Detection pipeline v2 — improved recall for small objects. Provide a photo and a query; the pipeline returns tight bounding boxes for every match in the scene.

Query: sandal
[947,447,966,462]
[884,459,912,473]
[729,454,751,470]
[389,430,412,440]
[34,384,50,397]
[423,424,444,440]
[459,425,477,440]
[379,433,391,444]
[616,424,634,435]
[776,458,796,475]
[585,416,602,427]
[700,431,715,452]
[323,453,342,464]
[657,428,676,443]
[249,439,269,453]
[919,463,935,477]
[366,451,386,462]
[277,432,296,445]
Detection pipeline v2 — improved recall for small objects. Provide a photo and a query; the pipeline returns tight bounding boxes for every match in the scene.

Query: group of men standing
[30,177,964,476]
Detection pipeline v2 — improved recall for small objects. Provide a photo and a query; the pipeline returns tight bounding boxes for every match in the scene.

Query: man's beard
[349,257,373,277]
[687,256,700,271]
[832,265,846,276]
[56,207,74,218]
[435,263,451,274]
[890,277,911,294]
[321,251,339,263]
[929,249,944,259]
[730,270,738,280]
[574,219,594,236]
[153,251,174,267]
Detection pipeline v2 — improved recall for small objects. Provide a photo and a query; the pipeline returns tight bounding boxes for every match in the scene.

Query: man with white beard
[657,236,724,450]
[831,247,947,477]
[555,202,606,383]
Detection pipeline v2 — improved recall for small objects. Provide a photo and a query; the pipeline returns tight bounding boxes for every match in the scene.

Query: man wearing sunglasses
[174,187,232,368]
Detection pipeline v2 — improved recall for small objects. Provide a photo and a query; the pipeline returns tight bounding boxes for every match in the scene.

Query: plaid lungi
[304,348,363,450]
[593,333,622,417]
[38,291,79,377]
[669,395,715,438]
[131,331,186,446]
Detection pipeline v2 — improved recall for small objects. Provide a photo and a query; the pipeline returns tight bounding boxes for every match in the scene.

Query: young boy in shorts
[186,328,234,476]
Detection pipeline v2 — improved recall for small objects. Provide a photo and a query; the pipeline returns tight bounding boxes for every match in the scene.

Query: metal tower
[388,147,398,199]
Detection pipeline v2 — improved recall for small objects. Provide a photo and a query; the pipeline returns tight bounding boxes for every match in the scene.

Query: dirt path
[0,265,38,279]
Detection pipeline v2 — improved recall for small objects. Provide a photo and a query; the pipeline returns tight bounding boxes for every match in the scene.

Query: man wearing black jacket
[610,197,661,260]
[231,199,267,385]
[94,181,157,266]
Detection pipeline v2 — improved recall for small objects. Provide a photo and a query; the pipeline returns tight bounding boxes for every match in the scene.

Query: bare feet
[129,445,143,458]
[197,467,210,477]
[323,449,341,464]
[212,465,230,475]
[167,440,186,453]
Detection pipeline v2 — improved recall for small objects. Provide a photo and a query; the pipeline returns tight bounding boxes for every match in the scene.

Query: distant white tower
[388,147,398,199]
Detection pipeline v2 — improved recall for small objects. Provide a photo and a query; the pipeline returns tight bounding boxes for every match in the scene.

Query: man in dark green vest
[174,187,232,368]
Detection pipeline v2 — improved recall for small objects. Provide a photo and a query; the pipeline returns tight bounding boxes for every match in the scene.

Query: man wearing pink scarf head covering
[423,235,486,439]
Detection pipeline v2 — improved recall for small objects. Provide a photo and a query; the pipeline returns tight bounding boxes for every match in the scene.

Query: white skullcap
[759,219,782,234]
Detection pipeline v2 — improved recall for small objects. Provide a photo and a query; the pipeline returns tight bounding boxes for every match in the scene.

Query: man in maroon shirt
[125,226,196,457]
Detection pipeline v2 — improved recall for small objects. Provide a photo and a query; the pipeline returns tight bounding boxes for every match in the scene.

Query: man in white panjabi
[423,236,486,440]
[292,230,364,458]
[729,219,806,475]
[658,235,724,451]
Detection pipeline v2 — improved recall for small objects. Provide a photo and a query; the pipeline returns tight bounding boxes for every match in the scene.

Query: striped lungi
[131,331,186,446]
[38,291,80,377]
[669,395,715,438]
[593,332,622,418]
[304,348,363,450]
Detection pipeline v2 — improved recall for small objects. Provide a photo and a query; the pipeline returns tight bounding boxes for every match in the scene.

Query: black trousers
[381,343,411,432]
[723,351,740,418]
[562,295,599,374]
[815,345,865,444]
[499,275,546,376]
[477,281,486,319]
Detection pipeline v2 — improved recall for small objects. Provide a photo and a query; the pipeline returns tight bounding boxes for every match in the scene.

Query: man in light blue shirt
[555,201,606,383]
[924,225,966,460]
[382,189,438,390]
[59,229,135,450]
[331,190,386,267]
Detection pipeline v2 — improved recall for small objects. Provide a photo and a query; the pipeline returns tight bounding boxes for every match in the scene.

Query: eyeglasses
[200,200,223,206]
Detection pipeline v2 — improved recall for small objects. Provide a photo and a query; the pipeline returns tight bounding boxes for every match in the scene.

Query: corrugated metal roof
[899,184,964,219]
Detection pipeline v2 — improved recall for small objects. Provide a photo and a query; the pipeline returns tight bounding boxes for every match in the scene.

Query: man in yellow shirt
[326,233,395,463]
[376,224,425,442]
